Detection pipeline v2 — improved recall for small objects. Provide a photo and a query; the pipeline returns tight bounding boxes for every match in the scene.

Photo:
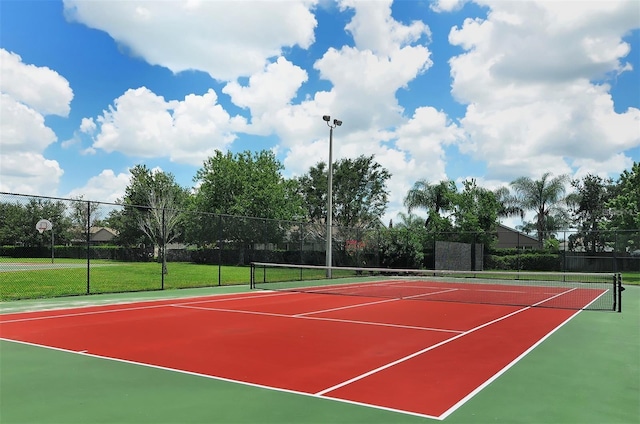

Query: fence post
[471,232,477,271]
[217,214,222,286]
[517,232,521,271]
[161,208,165,290]
[613,230,618,273]
[86,200,91,294]
[562,230,566,272]
[299,222,304,265]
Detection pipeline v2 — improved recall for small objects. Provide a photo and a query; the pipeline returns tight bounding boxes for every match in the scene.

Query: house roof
[496,223,539,243]
[89,227,118,236]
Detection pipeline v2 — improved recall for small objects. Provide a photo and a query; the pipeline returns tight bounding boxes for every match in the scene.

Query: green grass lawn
[0,259,251,301]
[1,258,638,301]
[622,271,640,284]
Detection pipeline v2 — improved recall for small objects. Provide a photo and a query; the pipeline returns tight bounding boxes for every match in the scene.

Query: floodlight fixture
[334,119,342,126]
[322,115,331,122]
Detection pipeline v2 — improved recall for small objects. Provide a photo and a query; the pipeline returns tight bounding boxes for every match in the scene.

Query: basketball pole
[50,227,54,264]
[37,219,54,263]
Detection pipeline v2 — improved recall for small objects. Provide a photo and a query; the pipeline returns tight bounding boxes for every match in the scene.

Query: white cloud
[88,87,247,165]
[267,0,434,145]
[80,117,96,134]
[0,94,57,153]
[64,169,131,204]
[223,57,309,133]
[61,0,438,226]
[0,49,73,116]
[571,154,634,181]
[63,0,318,81]
[0,152,63,195]
[314,45,431,129]
[271,0,439,225]
[342,0,431,56]
[0,50,72,195]
[396,106,464,175]
[447,0,640,181]
[431,0,468,13]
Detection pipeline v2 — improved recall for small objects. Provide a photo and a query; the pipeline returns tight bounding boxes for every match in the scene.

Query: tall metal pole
[322,115,341,278]
[326,126,333,278]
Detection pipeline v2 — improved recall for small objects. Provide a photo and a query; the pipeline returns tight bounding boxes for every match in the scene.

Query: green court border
[1,285,638,423]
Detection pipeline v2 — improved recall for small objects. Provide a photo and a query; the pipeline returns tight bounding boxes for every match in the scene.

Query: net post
[616,273,624,313]
[250,263,255,289]
[612,273,617,312]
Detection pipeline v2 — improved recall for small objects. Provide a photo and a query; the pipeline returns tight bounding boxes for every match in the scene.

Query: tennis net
[250,262,624,312]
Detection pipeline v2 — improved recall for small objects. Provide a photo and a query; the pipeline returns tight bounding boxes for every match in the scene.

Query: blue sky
[1,0,639,226]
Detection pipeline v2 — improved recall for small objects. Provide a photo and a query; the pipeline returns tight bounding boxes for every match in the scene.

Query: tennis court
[2,266,633,422]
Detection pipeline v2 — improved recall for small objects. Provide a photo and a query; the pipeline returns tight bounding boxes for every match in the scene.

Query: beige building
[88,227,118,244]
[495,223,541,249]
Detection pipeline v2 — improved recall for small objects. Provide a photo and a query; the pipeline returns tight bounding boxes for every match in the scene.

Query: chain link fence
[1,192,638,300]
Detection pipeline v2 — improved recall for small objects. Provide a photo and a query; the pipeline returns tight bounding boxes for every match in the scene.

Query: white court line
[402,288,460,299]
[0,337,442,422]
[0,291,296,324]
[440,286,605,420]
[2,286,592,421]
[172,304,464,334]
[301,282,461,299]
[438,308,580,420]
[293,297,398,316]
[314,287,578,397]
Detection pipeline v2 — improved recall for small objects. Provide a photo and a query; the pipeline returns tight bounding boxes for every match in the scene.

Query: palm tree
[404,180,456,227]
[510,172,569,243]
[493,186,524,219]
[394,211,425,230]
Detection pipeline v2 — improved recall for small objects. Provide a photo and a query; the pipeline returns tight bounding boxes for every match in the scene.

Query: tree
[404,180,456,229]
[68,196,102,243]
[140,186,187,274]
[493,186,523,219]
[0,201,26,245]
[193,150,301,219]
[605,162,640,253]
[191,150,302,248]
[451,179,500,246]
[517,212,570,237]
[510,172,569,243]
[111,165,190,272]
[394,212,426,230]
[297,154,391,230]
[567,174,613,253]
[378,226,424,269]
[607,162,640,231]
[0,198,71,247]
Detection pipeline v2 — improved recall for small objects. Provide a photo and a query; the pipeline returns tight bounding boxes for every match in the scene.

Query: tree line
[1,151,638,266]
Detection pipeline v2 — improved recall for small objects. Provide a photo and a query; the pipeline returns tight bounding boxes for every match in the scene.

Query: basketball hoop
[36,219,53,234]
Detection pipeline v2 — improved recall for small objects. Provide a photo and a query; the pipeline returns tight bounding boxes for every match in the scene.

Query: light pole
[322,115,342,278]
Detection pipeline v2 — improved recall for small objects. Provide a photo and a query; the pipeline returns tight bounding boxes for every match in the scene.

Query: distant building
[495,223,541,249]
[89,227,118,244]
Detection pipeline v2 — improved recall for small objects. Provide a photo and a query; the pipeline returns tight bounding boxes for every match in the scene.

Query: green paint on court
[445,285,640,423]
[1,287,638,423]
[0,341,427,424]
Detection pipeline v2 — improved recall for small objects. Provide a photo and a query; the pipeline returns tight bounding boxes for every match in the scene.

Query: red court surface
[0,289,585,419]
